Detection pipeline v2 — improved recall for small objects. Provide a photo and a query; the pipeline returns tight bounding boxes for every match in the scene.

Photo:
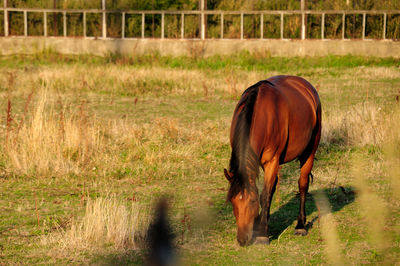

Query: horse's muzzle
[237,230,253,246]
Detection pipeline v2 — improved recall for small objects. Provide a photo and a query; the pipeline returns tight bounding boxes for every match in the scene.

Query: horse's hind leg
[295,154,315,235]
[295,120,321,235]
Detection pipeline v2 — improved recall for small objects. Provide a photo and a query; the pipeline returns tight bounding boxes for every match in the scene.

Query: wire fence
[1,7,400,40]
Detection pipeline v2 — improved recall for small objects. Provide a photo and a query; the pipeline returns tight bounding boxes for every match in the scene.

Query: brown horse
[224,75,321,246]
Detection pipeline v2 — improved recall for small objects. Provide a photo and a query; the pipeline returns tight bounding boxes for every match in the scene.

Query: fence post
[280,13,284,39]
[200,0,205,39]
[301,0,305,40]
[181,13,184,39]
[121,12,125,39]
[141,13,145,38]
[102,0,106,38]
[220,12,223,39]
[362,12,366,39]
[321,13,325,39]
[161,12,164,39]
[83,11,86,38]
[240,12,243,39]
[383,13,386,40]
[44,12,47,37]
[260,13,263,39]
[63,11,66,37]
[4,0,8,36]
[342,13,345,39]
[24,10,27,36]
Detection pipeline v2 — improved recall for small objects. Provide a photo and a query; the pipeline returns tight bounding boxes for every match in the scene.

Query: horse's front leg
[257,157,279,244]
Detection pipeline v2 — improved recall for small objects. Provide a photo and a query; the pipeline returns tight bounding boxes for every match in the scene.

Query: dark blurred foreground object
[146,198,176,266]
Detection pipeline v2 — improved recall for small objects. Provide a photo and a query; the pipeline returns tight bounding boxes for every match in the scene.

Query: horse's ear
[224,168,233,183]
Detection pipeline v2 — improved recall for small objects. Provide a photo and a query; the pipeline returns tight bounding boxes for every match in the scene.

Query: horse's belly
[282,139,310,163]
[282,118,315,163]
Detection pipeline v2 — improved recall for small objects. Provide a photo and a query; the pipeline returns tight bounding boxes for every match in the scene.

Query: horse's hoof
[294,229,308,236]
[252,230,261,237]
[255,236,270,245]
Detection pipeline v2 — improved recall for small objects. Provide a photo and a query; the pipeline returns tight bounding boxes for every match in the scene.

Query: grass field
[0,52,399,265]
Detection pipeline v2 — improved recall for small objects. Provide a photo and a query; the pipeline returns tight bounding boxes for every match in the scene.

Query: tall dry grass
[44,194,149,252]
[314,191,343,265]
[1,66,244,181]
[321,102,388,146]
[353,153,389,251]
[4,88,104,177]
[2,95,191,179]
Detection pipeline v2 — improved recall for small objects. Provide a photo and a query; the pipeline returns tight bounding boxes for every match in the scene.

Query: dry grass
[355,67,400,79]
[385,110,400,202]
[0,66,270,100]
[43,194,149,253]
[353,155,389,251]
[1,87,218,179]
[4,88,104,177]
[321,102,388,146]
[314,191,343,265]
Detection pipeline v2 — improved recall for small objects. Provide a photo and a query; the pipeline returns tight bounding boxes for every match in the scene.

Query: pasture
[0,52,399,264]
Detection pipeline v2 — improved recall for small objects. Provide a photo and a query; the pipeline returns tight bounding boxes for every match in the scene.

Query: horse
[224,75,321,246]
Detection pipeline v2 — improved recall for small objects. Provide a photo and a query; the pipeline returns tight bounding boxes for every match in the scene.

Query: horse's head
[224,168,259,246]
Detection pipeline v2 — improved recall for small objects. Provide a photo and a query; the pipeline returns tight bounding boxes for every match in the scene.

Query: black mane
[227,81,266,200]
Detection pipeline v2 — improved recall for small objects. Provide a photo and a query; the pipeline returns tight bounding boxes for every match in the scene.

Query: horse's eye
[250,199,257,204]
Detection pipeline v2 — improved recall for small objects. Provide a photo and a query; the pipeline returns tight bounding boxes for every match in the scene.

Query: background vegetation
[2,0,400,39]
[0,52,399,264]
[6,0,400,10]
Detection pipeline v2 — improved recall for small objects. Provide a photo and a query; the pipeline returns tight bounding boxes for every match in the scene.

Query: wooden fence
[1,7,399,40]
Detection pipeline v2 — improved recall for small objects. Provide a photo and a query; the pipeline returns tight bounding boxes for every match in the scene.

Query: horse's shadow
[267,186,356,240]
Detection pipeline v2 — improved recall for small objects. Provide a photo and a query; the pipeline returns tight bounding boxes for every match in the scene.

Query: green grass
[0,53,399,264]
[2,50,400,72]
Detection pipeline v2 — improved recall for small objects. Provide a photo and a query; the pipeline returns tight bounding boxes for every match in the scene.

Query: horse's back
[267,75,320,112]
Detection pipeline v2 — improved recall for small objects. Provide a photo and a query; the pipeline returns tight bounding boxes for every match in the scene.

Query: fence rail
[1,7,400,40]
